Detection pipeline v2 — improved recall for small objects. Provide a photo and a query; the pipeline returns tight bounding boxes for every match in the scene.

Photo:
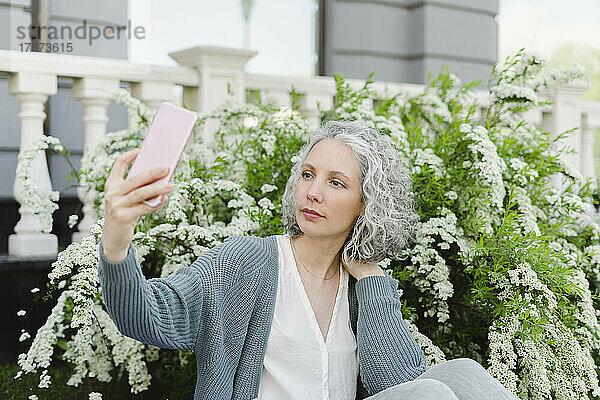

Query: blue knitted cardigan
[98,234,426,400]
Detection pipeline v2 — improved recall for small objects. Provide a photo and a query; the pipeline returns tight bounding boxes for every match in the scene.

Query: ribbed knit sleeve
[98,239,209,351]
[354,273,426,395]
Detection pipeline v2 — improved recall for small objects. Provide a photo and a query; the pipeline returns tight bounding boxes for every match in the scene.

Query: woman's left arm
[348,263,426,396]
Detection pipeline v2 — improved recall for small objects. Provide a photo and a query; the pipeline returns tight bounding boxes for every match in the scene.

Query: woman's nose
[307,181,323,202]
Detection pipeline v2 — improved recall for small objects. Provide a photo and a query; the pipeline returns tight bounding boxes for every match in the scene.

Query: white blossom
[243,116,259,129]
[14,136,63,233]
[445,191,458,201]
[258,197,275,210]
[260,183,278,194]
[19,331,31,342]
[402,208,470,322]
[412,148,444,178]
[67,214,79,229]
[406,320,447,368]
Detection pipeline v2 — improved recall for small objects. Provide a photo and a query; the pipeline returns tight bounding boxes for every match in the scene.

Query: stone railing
[1,45,599,257]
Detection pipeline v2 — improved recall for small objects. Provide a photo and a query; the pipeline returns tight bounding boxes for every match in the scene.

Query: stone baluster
[580,114,597,190]
[300,92,334,130]
[169,46,257,145]
[71,77,120,243]
[545,83,588,180]
[8,72,58,257]
[261,87,292,107]
[130,80,178,115]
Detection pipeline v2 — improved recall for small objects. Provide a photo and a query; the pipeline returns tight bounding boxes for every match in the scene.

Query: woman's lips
[302,210,324,220]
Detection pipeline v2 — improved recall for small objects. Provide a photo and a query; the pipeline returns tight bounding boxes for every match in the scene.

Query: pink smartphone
[126,102,199,207]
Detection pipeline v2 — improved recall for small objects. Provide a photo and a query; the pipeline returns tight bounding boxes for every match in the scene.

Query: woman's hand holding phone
[101,102,197,262]
[101,148,174,263]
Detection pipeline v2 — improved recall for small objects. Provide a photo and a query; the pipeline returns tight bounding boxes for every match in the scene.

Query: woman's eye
[301,172,344,188]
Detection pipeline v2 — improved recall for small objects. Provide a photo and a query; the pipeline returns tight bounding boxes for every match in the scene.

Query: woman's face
[295,139,364,240]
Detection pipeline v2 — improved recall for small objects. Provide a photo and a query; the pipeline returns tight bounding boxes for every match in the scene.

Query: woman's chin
[297,220,329,236]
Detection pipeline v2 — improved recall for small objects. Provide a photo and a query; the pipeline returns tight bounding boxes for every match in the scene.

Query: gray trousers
[365,358,518,400]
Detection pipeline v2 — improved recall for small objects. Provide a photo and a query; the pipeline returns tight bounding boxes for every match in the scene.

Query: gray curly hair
[281,120,417,265]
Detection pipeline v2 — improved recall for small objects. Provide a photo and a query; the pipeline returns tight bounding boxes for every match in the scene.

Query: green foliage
[325,51,600,398]
[1,356,196,400]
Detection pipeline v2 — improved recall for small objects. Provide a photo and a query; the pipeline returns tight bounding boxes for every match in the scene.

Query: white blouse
[257,234,359,400]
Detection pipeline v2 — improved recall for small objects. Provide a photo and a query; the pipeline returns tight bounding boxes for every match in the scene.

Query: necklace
[290,238,339,280]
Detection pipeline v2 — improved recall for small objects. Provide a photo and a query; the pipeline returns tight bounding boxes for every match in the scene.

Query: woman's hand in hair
[342,259,385,281]
[101,148,174,262]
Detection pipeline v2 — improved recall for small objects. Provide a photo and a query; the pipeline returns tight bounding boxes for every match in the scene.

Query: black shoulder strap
[348,275,370,400]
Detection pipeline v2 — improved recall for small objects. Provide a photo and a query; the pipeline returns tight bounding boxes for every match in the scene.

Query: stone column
[71,77,120,243]
[169,46,256,145]
[8,72,58,257]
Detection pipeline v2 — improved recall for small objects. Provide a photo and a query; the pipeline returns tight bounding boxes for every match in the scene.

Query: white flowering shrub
[325,51,600,399]
[13,51,600,399]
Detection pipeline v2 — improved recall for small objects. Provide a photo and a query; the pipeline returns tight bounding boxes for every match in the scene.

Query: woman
[99,121,516,399]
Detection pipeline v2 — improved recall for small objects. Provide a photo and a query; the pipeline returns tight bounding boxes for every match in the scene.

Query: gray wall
[1,0,128,55]
[0,0,30,51]
[0,75,22,198]
[0,2,30,199]
[322,0,498,85]
[0,0,129,201]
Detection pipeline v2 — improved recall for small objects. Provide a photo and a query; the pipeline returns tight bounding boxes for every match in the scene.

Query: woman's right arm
[98,149,205,350]
[98,239,209,351]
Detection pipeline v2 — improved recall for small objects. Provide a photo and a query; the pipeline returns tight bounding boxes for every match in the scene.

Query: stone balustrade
[0,45,599,256]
